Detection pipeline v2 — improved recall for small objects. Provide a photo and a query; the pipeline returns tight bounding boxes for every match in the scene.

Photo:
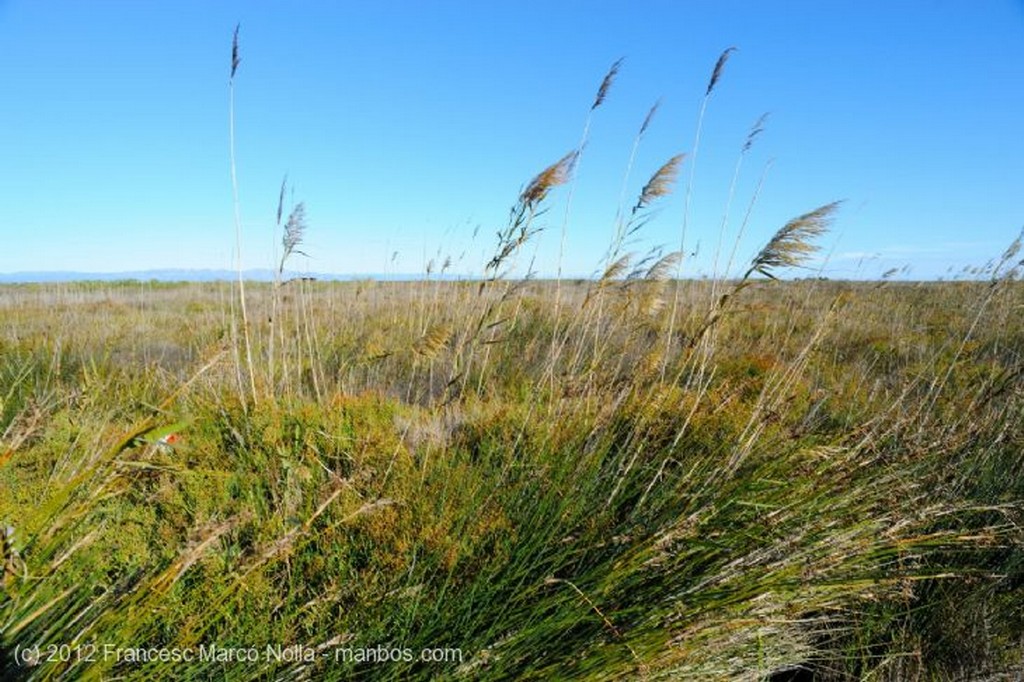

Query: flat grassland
[1,277,1022,680]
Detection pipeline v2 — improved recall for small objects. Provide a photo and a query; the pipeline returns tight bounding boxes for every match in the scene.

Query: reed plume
[993,226,1024,278]
[632,154,685,216]
[601,253,632,282]
[279,203,308,273]
[592,57,624,110]
[413,323,452,360]
[521,151,578,206]
[487,151,577,275]
[743,112,769,152]
[639,99,661,137]
[747,201,842,278]
[230,24,240,79]
[584,254,633,308]
[683,202,840,353]
[706,47,736,96]
[636,251,681,320]
[276,175,287,226]
[645,250,681,282]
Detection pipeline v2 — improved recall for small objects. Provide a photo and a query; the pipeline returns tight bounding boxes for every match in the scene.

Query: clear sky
[1,1,1022,280]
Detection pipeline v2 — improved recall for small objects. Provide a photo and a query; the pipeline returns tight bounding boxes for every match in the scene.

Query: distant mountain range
[0,269,460,283]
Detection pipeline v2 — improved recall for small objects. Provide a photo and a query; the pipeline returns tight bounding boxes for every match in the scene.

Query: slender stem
[548,116,592,378]
[229,77,258,405]
[662,94,710,378]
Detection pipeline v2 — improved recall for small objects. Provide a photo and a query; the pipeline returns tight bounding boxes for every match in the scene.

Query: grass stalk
[228,24,258,406]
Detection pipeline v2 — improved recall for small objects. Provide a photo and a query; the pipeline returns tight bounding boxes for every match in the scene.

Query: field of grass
[2,31,1022,681]
[1,270,1022,680]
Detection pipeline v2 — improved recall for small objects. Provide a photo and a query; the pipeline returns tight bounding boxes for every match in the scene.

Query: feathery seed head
[413,324,452,360]
[231,24,241,79]
[282,202,308,259]
[633,154,685,215]
[489,151,578,275]
[521,151,578,206]
[645,251,682,282]
[743,112,769,152]
[706,47,736,96]
[750,201,842,278]
[639,99,662,138]
[276,176,288,226]
[602,254,633,282]
[592,57,624,110]
[1000,229,1022,264]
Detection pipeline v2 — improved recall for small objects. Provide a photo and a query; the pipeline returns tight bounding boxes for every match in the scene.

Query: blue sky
[1,1,1021,279]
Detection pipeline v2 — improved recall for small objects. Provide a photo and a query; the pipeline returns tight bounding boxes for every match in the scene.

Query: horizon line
[0,268,998,285]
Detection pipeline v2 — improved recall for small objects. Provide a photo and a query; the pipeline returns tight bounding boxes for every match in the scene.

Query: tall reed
[663,47,736,376]
[228,24,257,406]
